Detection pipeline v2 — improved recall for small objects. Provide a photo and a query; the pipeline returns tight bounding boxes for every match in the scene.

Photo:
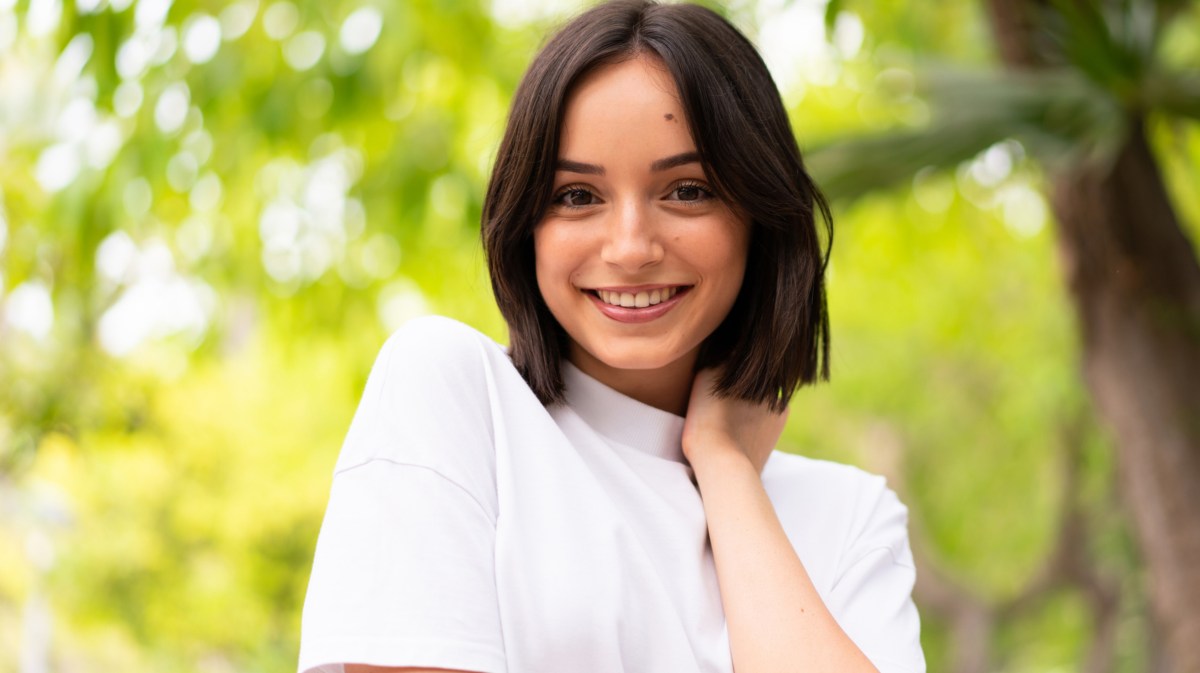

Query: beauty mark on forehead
[664,113,675,122]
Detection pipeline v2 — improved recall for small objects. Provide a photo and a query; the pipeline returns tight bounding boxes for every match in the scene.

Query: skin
[349,55,878,673]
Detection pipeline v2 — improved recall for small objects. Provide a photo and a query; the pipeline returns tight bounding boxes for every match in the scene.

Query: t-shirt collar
[561,360,687,463]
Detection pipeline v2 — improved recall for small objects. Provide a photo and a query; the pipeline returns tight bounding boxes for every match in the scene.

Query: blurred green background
[1,0,1198,671]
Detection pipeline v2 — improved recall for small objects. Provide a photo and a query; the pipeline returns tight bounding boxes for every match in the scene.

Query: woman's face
[534,55,749,390]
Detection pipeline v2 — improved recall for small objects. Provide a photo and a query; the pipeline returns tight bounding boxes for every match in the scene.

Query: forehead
[558,55,695,158]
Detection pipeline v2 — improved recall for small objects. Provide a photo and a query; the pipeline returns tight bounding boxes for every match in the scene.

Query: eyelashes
[549,180,718,210]
[551,185,601,209]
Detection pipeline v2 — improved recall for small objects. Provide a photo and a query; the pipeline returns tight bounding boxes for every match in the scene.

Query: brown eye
[554,187,598,208]
[565,189,593,206]
[669,182,715,204]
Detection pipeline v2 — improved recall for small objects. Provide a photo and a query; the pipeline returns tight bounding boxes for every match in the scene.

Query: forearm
[691,448,878,673]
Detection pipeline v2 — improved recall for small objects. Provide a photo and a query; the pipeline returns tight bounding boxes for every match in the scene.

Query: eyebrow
[555,151,702,176]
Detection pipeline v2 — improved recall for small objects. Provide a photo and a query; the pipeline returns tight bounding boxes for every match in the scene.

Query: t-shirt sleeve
[298,317,507,673]
[826,478,925,673]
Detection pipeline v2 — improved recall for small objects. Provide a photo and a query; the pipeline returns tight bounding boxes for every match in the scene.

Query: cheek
[691,220,749,290]
[533,224,577,304]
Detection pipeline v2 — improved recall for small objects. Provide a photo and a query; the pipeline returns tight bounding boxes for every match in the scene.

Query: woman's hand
[681,368,789,474]
[682,369,880,673]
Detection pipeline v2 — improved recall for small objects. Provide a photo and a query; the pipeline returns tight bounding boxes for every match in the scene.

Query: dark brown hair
[482,0,831,411]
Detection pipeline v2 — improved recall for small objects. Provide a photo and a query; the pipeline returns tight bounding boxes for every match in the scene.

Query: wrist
[684,440,754,475]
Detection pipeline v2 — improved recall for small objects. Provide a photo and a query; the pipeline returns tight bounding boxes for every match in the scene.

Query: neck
[566,343,696,416]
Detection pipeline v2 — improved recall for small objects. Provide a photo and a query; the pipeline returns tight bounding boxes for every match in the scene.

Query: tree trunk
[984,2,1200,670]
[1051,125,1200,673]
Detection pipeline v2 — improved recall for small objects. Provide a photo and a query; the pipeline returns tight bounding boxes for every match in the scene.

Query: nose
[600,199,664,272]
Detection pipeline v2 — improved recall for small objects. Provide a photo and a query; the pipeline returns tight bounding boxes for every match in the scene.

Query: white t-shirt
[299,316,924,673]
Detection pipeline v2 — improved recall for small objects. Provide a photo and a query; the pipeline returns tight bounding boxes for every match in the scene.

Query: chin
[584,341,689,372]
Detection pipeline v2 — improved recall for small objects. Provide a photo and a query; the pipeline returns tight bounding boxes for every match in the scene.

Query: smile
[595,287,681,308]
[582,285,692,324]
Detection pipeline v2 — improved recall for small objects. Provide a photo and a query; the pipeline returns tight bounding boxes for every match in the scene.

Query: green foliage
[1,0,1193,671]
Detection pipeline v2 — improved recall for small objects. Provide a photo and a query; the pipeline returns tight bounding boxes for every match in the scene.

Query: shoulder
[763,452,912,571]
[380,315,505,367]
[370,316,515,393]
[334,316,518,475]
[763,452,895,507]
[765,454,923,670]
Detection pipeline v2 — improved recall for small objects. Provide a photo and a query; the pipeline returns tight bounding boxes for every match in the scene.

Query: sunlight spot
[756,0,833,93]
[35,144,81,193]
[150,25,177,66]
[96,230,138,283]
[54,33,94,86]
[98,272,215,356]
[116,32,154,79]
[361,232,400,279]
[262,245,300,283]
[304,157,351,218]
[283,30,324,70]
[219,0,257,40]
[339,6,382,55]
[176,214,212,261]
[256,147,361,284]
[123,178,152,218]
[109,0,133,10]
[263,1,298,41]
[154,82,189,134]
[166,151,199,191]
[259,200,302,249]
[831,11,864,59]
[76,0,104,13]
[298,229,335,279]
[183,13,221,63]
[85,117,123,169]
[378,278,430,333]
[113,80,143,116]
[4,281,54,341]
[182,128,213,164]
[955,162,995,209]
[1000,183,1047,239]
[0,13,16,53]
[57,96,98,144]
[27,0,62,38]
[344,197,366,240]
[189,172,222,212]
[140,238,175,276]
[969,140,1017,188]
[135,0,172,31]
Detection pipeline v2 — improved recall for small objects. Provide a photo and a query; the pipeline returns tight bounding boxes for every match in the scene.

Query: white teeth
[596,287,680,308]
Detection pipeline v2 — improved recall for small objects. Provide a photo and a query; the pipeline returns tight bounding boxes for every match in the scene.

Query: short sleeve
[826,481,925,673]
[299,461,506,673]
[298,317,508,673]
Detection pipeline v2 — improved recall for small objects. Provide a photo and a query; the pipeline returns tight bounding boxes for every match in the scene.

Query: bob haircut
[482,0,832,412]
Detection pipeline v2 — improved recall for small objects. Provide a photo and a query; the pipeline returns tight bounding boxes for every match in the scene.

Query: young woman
[299,2,923,672]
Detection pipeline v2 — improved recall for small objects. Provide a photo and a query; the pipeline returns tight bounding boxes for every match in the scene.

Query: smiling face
[533,54,749,410]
